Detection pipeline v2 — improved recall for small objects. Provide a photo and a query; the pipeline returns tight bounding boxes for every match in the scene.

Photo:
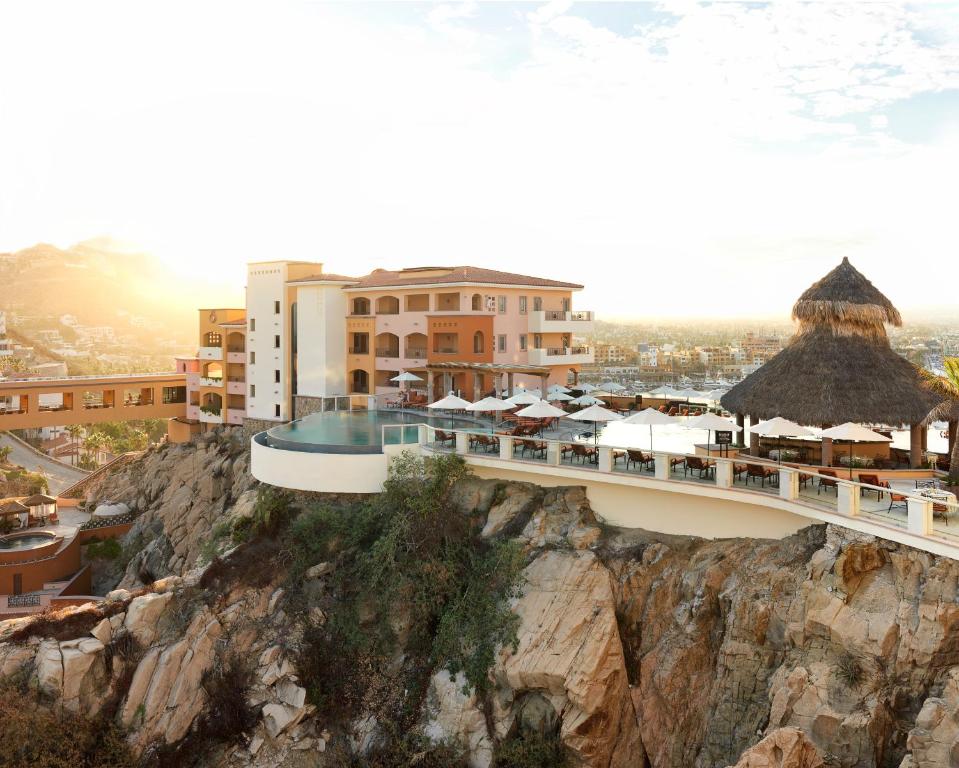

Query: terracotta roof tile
[347,266,582,290]
[287,273,359,284]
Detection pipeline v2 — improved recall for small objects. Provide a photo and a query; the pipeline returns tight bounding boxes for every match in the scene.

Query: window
[275,404,281,418]
[519,334,527,351]
[274,300,281,314]
[203,331,221,347]
[562,297,571,312]
[249,351,256,364]
[274,370,281,383]
[249,318,255,331]
[497,335,506,352]
[519,296,527,314]
[274,335,280,348]
[473,331,485,354]
[250,384,256,397]
[533,297,542,312]
[497,296,506,314]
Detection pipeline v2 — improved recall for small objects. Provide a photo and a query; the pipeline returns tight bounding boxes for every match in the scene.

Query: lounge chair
[747,463,778,488]
[817,469,838,495]
[626,449,654,471]
[518,439,546,459]
[883,482,908,514]
[858,473,884,500]
[434,430,455,447]
[733,463,749,482]
[670,456,686,473]
[684,456,715,479]
[571,444,597,464]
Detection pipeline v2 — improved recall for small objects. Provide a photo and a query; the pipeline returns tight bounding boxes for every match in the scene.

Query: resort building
[176,262,593,432]
[0,311,12,357]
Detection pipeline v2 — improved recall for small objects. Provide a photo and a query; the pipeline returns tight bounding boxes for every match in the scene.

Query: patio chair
[571,444,597,464]
[670,456,686,473]
[626,449,654,471]
[817,469,839,495]
[519,439,547,459]
[882,482,908,514]
[733,463,749,482]
[684,456,715,480]
[612,449,626,465]
[858,473,884,500]
[434,430,455,447]
[746,463,778,488]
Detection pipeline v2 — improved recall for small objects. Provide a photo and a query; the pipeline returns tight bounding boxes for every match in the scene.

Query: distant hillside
[0,238,234,343]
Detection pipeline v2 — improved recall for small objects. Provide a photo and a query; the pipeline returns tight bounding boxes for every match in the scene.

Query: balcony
[227,351,246,364]
[186,404,200,420]
[528,310,595,334]
[226,408,245,425]
[528,346,594,366]
[376,348,400,359]
[200,377,224,388]
[199,409,223,424]
[186,372,200,389]
[227,379,246,395]
[198,347,223,360]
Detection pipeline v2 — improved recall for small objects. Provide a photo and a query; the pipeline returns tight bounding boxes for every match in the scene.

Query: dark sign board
[715,430,733,445]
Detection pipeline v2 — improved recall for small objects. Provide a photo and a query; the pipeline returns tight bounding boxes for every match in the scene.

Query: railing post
[838,482,860,517]
[418,425,429,445]
[598,447,613,473]
[654,453,669,481]
[546,442,561,466]
[779,468,799,500]
[907,497,933,535]
[455,432,469,455]
[714,459,732,488]
[499,436,513,461]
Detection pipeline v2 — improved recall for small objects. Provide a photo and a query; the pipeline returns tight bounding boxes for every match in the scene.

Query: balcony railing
[7,594,41,608]
[349,347,370,355]
[376,349,400,358]
[542,346,590,357]
[405,349,428,359]
[433,347,459,355]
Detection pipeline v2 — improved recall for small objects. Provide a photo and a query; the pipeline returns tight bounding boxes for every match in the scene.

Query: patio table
[920,488,957,520]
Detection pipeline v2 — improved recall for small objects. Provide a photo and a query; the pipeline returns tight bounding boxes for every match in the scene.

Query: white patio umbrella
[577,382,598,393]
[516,401,567,434]
[704,388,729,405]
[750,417,815,464]
[506,391,541,406]
[548,384,572,394]
[428,392,472,430]
[820,423,892,478]
[649,385,677,397]
[391,371,423,383]
[686,412,742,457]
[622,407,675,452]
[599,381,626,393]
[566,403,623,448]
[547,391,573,402]
[467,396,516,434]
[569,394,605,407]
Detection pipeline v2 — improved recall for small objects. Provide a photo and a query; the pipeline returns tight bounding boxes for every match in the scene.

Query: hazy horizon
[2,2,958,320]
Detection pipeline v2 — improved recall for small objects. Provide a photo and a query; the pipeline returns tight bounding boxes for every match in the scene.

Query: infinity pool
[265,409,480,454]
[0,533,56,551]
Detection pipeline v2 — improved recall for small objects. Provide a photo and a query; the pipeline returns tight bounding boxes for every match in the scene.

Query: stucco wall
[0,532,81,595]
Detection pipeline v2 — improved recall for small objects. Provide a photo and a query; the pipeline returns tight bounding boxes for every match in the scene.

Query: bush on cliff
[0,682,134,767]
[290,452,524,731]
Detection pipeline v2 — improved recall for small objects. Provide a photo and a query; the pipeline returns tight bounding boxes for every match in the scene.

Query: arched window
[352,297,371,315]
[473,331,485,354]
[471,294,482,311]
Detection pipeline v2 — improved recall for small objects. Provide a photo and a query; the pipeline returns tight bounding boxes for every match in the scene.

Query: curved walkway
[0,432,88,494]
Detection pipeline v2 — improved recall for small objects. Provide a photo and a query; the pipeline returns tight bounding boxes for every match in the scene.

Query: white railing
[407,424,958,545]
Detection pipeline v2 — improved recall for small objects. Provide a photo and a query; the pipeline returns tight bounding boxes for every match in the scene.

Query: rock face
[5,438,959,768]
[87,428,257,587]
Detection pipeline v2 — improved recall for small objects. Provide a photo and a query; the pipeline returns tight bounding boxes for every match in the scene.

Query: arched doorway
[350,369,370,394]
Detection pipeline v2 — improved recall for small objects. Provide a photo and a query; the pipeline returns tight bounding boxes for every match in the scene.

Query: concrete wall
[295,284,348,397]
[0,533,81,594]
[246,262,290,423]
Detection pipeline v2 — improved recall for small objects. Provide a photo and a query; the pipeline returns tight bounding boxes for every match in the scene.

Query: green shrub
[329,731,470,767]
[86,538,123,560]
[250,486,296,536]
[292,452,524,734]
[492,731,570,768]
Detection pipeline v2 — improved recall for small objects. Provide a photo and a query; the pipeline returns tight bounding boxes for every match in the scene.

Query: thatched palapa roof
[721,257,942,426]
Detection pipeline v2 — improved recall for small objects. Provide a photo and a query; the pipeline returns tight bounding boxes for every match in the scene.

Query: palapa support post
[821,436,833,467]
[735,414,745,446]
[910,423,923,469]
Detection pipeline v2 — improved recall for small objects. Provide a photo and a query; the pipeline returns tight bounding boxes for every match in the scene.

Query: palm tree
[65,424,83,467]
[922,357,959,483]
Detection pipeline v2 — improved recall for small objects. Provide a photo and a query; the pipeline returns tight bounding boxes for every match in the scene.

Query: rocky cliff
[2,435,959,768]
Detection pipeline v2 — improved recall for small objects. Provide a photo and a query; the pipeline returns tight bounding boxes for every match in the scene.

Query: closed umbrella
[686,412,742,457]
[622,407,675,452]
[820,423,892,478]
[428,392,472,430]
[566,403,623,449]
[750,418,814,463]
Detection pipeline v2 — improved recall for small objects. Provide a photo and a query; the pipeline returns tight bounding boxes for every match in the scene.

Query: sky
[1,1,958,320]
